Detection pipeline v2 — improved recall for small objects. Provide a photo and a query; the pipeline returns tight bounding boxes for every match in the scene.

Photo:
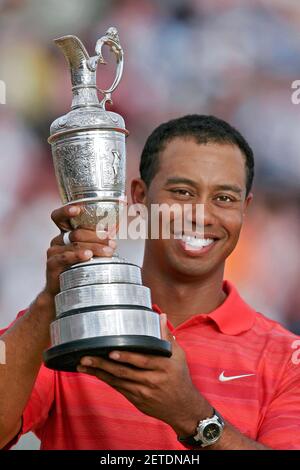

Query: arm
[0,204,116,448]
[0,291,55,448]
[77,315,271,450]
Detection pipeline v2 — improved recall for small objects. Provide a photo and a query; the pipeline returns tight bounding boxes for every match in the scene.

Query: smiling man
[1,115,300,450]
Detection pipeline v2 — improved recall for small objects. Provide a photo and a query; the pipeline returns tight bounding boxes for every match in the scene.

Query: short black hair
[139,114,254,196]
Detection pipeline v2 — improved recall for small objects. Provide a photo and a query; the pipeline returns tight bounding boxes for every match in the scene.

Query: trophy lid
[49,27,128,143]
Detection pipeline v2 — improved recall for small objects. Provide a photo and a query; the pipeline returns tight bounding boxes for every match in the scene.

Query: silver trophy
[43,28,171,371]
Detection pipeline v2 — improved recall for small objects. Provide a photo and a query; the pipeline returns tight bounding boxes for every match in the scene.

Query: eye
[169,188,194,198]
[215,195,235,203]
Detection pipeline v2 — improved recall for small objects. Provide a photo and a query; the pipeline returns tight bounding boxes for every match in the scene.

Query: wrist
[171,392,214,437]
[178,408,225,449]
[30,290,56,320]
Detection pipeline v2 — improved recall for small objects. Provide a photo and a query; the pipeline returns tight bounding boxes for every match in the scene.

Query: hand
[77,314,212,436]
[44,204,117,296]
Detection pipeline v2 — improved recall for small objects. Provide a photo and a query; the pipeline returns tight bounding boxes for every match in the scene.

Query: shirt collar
[153,280,256,336]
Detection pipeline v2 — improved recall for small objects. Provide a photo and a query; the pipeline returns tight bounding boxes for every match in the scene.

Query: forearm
[204,422,270,450]
[0,290,55,442]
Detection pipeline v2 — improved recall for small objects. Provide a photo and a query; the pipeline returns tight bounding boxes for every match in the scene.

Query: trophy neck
[68,47,101,109]
[71,85,101,109]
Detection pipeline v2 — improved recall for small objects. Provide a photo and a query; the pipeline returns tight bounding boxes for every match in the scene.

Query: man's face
[132,137,253,279]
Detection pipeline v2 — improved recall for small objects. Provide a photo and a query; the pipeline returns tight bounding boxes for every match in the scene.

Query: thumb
[160,313,175,343]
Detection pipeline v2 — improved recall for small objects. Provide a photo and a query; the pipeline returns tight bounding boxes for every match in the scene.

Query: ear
[131,178,148,205]
[243,192,253,216]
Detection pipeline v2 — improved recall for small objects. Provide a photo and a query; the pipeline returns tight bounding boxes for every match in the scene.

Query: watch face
[203,422,220,441]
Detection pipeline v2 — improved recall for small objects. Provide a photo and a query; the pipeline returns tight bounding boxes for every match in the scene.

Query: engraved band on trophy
[43,28,172,371]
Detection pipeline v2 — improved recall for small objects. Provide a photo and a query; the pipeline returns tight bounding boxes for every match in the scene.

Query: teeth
[180,235,214,249]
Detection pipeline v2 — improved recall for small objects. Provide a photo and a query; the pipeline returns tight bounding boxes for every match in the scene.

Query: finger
[77,365,125,385]
[106,350,168,370]
[47,241,116,258]
[97,224,118,241]
[77,365,138,390]
[50,228,116,247]
[47,249,94,272]
[51,205,81,232]
[79,356,148,382]
[76,365,149,405]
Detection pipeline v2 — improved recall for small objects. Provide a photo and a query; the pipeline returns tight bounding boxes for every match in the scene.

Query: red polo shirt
[2,280,300,450]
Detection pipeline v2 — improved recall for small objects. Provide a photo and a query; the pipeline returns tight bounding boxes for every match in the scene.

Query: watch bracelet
[178,408,225,448]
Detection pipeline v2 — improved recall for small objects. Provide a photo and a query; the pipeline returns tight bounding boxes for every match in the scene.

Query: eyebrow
[165,178,243,194]
[165,177,198,188]
[213,184,243,194]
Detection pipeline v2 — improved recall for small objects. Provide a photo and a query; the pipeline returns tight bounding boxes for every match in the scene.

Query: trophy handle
[91,27,124,109]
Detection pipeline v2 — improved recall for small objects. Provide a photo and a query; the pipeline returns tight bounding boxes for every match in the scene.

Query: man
[1,115,300,450]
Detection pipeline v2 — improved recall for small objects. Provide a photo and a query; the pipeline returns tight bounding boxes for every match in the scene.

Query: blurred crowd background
[0,0,300,451]
[0,0,300,357]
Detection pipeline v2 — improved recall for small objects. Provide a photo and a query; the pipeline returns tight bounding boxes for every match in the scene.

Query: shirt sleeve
[257,345,300,450]
[0,310,55,449]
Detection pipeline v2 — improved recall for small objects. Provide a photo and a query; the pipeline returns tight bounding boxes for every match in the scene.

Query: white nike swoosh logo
[219,371,255,382]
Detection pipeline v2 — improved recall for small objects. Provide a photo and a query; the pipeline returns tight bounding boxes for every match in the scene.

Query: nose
[183,201,219,232]
[203,202,219,226]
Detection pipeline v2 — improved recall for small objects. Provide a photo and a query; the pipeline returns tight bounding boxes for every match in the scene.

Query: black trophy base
[43,335,172,372]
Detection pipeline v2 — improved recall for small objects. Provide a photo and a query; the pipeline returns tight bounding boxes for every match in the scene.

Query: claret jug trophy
[43,28,171,371]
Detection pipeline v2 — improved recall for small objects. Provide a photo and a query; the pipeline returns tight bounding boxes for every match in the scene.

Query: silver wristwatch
[178,408,225,448]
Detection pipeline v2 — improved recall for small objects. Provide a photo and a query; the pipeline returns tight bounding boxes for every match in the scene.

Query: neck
[142,253,226,328]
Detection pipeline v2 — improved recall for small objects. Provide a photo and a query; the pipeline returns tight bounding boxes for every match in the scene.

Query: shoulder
[226,280,299,346]
[252,310,299,344]
[250,311,300,377]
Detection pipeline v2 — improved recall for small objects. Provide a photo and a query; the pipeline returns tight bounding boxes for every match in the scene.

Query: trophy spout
[54,35,101,109]
[54,35,91,79]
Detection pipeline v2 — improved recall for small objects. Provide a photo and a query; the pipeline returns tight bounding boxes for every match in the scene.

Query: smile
[180,235,215,249]
[175,234,219,256]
